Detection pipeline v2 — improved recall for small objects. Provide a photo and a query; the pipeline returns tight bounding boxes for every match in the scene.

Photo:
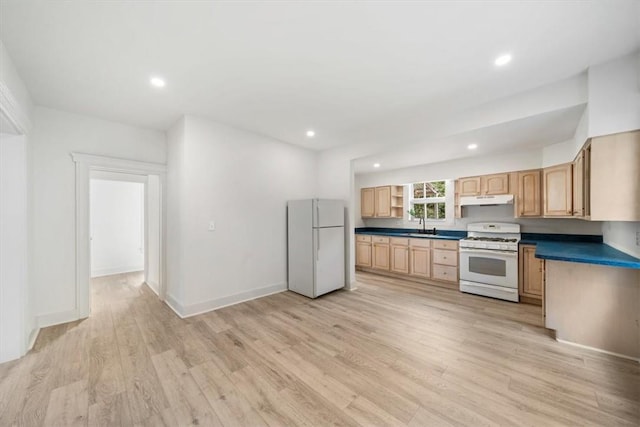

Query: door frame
[72,152,167,318]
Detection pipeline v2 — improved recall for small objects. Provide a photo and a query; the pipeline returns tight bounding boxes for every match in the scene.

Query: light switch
[208,220,215,231]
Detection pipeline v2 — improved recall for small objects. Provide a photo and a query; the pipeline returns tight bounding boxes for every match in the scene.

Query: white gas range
[459,222,520,302]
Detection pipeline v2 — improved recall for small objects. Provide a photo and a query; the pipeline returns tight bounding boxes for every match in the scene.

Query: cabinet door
[459,177,481,196]
[432,249,457,267]
[390,245,409,274]
[590,131,640,221]
[361,188,375,218]
[543,163,573,216]
[519,245,543,299]
[573,150,584,217]
[356,242,372,267]
[372,243,390,270]
[517,170,541,217]
[482,173,510,195]
[409,247,431,278]
[375,186,391,217]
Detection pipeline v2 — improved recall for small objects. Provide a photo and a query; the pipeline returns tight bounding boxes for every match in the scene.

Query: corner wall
[166,115,317,316]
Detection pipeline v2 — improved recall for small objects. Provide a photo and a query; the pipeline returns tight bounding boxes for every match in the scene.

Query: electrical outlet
[636,231,640,246]
[208,220,215,231]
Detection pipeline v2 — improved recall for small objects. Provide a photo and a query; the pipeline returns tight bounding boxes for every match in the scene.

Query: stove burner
[464,237,518,243]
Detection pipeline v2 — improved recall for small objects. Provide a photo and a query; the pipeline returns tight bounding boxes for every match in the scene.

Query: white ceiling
[1,1,638,152]
[353,104,586,173]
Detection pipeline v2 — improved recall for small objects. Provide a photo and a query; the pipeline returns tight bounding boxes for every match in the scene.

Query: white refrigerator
[287,199,345,298]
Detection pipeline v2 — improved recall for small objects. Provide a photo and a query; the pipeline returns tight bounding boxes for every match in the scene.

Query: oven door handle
[459,248,518,257]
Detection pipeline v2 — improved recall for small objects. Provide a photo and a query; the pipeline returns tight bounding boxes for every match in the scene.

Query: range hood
[460,194,514,206]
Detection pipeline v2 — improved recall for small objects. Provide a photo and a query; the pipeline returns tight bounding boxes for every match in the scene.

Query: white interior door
[314,227,345,297]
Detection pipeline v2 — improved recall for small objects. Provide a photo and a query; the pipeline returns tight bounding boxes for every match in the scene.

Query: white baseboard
[556,338,640,363]
[27,327,40,351]
[145,280,160,296]
[164,293,185,318]
[91,265,144,278]
[37,309,79,328]
[164,282,287,319]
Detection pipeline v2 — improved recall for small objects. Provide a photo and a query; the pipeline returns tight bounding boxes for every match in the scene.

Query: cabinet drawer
[432,264,458,283]
[433,249,458,267]
[372,236,390,244]
[432,240,459,250]
[390,237,409,246]
[356,235,372,243]
[409,238,431,248]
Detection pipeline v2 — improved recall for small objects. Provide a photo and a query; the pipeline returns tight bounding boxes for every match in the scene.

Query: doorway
[72,153,166,319]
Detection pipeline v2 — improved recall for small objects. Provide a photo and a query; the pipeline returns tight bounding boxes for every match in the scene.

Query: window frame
[407,180,454,224]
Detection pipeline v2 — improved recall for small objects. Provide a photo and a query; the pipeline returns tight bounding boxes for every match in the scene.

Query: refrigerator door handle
[316,203,320,228]
[317,229,320,260]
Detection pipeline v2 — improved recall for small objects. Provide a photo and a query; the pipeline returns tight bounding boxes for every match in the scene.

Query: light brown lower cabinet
[390,238,409,274]
[519,244,544,305]
[431,240,459,283]
[355,235,372,268]
[372,236,390,271]
[356,235,459,286]
[409,239,431,278]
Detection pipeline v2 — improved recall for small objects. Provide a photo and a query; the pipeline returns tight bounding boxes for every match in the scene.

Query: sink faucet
[416,218,437,235]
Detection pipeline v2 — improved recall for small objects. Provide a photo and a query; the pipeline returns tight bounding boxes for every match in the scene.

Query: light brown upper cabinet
[588,130,640,221]
[483,173,510,195]
[361,188,375,218]
[360,185,404,218]
[543,163,573,217]
[516,169,542,217]
[458,173,510,197]
[572,149,585,217]
[375,186,392,217]
[458,177,482,196]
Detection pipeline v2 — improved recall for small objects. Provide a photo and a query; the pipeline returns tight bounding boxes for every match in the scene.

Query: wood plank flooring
[1,271,638,426]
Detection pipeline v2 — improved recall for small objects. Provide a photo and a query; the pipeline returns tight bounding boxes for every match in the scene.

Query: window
[409,181,447,221]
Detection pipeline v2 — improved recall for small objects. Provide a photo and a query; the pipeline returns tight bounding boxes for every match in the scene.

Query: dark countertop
[355,227,464,241]
[533,241,640,269]
[357,227,640,269]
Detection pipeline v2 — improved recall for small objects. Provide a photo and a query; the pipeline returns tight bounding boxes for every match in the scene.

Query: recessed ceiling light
[150,77,166,88]
[306,130,315,137]
[468,143,478,150]
[373,163,381,168]
[494,54,512,67]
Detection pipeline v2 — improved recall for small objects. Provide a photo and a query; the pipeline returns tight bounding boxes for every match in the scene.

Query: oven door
[459,248,518,288]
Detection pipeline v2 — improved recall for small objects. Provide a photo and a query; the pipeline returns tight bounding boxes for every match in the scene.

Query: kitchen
[354,130,640,360]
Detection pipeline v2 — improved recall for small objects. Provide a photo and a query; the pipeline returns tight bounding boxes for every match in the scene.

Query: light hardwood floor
[1,271,638,426]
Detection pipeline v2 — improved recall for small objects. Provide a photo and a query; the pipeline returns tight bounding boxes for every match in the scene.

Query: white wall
[166,117,185,304]
[90,179,144,277]
[0,134,28,363]
[31,107,165,325]
[588,52,640,138]
[0,40,33,131]
[355,148,603,235]
[603,222,640,259]
[0,40,34,362]
[166,115,317,316]
[146,174,161,294]
[541,139,577,168]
